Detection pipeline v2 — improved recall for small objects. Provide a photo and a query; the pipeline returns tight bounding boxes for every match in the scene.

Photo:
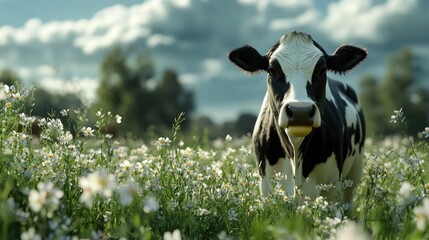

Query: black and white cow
[228,32,366,204]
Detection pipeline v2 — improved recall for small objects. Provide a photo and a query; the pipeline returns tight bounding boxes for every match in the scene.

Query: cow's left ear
[228,45,269,74]
[327,45,367,74]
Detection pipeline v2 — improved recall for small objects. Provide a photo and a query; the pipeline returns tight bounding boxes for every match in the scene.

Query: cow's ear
[327,45,367,74]
[228,45,269,74]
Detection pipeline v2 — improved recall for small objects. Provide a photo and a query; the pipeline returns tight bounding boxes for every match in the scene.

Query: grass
[1,83,429,239]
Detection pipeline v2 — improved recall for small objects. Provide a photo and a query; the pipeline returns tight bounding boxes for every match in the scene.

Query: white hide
[272,33,323,129]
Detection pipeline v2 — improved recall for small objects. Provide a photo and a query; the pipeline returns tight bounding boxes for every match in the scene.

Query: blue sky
[0,0,139,26]
[1,0,428,123]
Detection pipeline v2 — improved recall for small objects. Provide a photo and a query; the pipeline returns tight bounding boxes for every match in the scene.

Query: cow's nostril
[286,105,294,119]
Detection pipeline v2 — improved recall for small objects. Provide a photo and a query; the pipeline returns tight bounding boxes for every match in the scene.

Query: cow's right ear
[228,45,269,74]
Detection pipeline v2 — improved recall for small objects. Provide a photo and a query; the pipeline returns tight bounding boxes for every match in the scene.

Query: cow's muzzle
[279,102,321,137]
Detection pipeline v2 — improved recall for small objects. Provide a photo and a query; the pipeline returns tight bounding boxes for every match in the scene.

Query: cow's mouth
[287,126,313,137]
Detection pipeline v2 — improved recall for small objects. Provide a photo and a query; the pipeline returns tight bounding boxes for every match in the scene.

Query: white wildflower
[119,160,133,172]
[343,179,354,190]
[197,149,214,160]
[154,137,171,150]
[421,127,429,138]
[163,229,181,240]
[118,182,139,206]
[81,127,95,137]
[21,227,41,240]
[11,92,21,100]
[210,162,223,177]
[239,145,251,155]
[228,208,238,221]
[143,197,159,213]
[217,230,231,240]
[180,147,194,159]
[115,114,122,124]
[390,108,404,124]
[61,131,73,143]
[225,134,232,142]
[60,109,69,116]
[196,207,210,216]
[1,83,10,96]
[398,181,414,204]
[28,181,64,213]
[335,221,370,240]
[78,169,116,207]
[414,198,429,231]
[317,183,335,192]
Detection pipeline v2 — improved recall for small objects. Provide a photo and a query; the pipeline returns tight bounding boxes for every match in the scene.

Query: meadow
[1,83,429,240]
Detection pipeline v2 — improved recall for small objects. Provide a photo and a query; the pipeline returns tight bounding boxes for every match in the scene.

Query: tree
[31,88,83,134]
[92,47,154,136]
[359,75,388,135]
[155,69,195,129]
[0,68,21,86]
[359,47,429,136]
[234,113,257,136]
[1,68,83,134]
[93,47,195,137]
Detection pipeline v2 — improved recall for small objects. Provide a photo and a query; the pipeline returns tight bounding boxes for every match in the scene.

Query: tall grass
[0,83,428,239]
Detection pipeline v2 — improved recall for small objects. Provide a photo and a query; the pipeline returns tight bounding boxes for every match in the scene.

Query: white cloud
[179,73,198,85]
[16,65,55,81]
[171,0,191,8]
[38,76,98,101]
[238,0,312,12]
[202,59,222,79]
[73,1,169,54]
[270,9,320,31]
[147,34,175,48]
[0,0,174,54]
[17,67,31,79]
[321,0,418,43]
[36,65,56,77]
[38,20,86,43]
[0,26,13,45]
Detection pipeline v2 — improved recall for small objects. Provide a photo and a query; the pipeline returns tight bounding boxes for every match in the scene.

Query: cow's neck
[285,133,305,173]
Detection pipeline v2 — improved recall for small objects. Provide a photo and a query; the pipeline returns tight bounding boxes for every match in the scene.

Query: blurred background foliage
[1,46,428,139]
[359,47,429,137]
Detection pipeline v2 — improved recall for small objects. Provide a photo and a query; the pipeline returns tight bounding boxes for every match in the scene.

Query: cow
[228,31,366,205]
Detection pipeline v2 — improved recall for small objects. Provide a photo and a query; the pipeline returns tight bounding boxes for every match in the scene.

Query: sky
[0,0,428,123]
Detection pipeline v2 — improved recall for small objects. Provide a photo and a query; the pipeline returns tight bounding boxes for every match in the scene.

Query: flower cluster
[79,168,116,207]
[390,108,405,124]
[414,198,429,231]
[421,127,429,139]
[153,137,172,150]
[28,181,64,214]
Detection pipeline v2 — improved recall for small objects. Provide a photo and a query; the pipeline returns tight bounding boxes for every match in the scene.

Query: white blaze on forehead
[270,33,323,82]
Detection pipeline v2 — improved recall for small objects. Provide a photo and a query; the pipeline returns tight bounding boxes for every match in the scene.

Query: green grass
[1,84,429,239]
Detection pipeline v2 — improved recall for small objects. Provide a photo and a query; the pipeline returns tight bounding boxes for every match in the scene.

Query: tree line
[359,47,429,137]
[0,47,256,140]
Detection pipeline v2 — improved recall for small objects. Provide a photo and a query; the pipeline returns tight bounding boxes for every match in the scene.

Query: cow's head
[228,32,366,137]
